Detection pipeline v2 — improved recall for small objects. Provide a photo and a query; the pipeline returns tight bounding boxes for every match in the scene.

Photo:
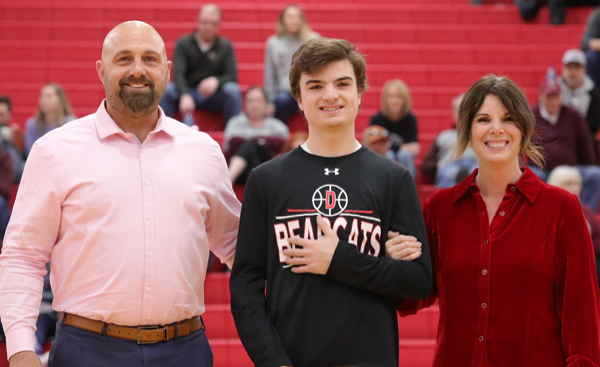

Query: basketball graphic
[312,184,348,217]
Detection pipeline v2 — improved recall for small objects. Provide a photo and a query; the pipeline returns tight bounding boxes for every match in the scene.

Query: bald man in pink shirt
[0,21,240,367]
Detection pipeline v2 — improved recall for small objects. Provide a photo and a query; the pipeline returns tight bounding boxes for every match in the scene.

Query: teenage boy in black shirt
[230,37,432,367]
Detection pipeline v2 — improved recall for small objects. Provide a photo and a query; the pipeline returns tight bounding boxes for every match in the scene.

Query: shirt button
[479,336,484,342]
[146,215,151,220]
[145,287,151,292]
[482,303,487,309]
[484,239,489,245]
[482,269,488,275]
[511,186,516,192]
[499,211,506,216]
[148,251,153,257]
[144,180,150,185]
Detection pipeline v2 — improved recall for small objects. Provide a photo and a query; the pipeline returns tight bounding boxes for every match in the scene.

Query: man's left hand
[284,216,338,275]
[198,76,219,96]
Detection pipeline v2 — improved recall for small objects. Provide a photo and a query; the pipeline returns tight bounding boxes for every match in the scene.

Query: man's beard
[118,75,158,114]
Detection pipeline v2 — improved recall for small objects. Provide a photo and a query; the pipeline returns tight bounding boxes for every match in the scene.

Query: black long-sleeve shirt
[171,33,238,95]
[230,147,433,367]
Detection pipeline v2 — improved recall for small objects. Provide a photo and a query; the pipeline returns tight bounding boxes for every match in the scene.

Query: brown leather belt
[58,312,205,344]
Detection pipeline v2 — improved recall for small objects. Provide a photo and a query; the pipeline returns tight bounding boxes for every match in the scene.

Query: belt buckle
[136,325,167,344]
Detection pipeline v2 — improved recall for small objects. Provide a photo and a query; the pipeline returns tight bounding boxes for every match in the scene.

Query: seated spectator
[582,6,600,89]
[0,96,24,182]
[362,125,416,177]
[226,86,289,184]
[422,93,479,188]
[559,49,600,159]
[264,4,318,125]
[518,0,597,25]
[370,79,420,175]
[25,84,75,156]
[159,4,242,127]
[530,77,600,211]
[547,165,600,286]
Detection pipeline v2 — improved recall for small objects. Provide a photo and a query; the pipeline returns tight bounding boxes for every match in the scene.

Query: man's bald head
[96,21,171,119]
[199,4,222,20]
[102,21,167,61]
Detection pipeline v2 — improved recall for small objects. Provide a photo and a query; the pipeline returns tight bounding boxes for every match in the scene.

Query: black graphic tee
[230,146,433,367]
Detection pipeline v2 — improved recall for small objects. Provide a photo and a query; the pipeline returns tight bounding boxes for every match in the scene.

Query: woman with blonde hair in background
[25,83,75,156]
[391,75,600,366]
[264,4,318,124]
[370,79,419,177]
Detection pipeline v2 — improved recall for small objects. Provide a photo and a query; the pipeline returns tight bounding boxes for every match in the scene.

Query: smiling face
[469,93,522,168]
[97,22,171,117]
[296,59,361,131]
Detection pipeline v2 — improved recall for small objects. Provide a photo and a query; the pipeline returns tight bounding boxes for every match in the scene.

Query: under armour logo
[324,168,339,176]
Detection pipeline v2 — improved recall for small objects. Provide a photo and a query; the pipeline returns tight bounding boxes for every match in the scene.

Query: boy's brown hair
[289,37,367,100]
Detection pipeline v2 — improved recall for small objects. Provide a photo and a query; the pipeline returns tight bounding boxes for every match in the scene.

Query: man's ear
[296,95,303,112]
[96,60,105,86]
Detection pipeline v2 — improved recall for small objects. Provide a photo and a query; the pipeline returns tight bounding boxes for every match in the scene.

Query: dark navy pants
[48,322,213,367]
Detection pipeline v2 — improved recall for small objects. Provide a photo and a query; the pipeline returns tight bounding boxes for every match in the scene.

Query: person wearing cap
[529,77,600,212]
[362,125,416,177]
[559,49,600,159]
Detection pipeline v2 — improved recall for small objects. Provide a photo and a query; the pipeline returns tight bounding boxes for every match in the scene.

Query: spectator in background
[159,4,242,126]
[582,6,600,88]
[422,93,479,188]
[362,125,416,177]
[530,78,600,211]
[559,49,600,159]
[226,86,288,184]
[548,166,600,286]
[264,4,318,124]
[0,96,24,182]
[24,84,75,156]
[370,79,420,176]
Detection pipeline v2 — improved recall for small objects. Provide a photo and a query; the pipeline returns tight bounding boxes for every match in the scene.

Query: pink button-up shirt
[0,101,240,358]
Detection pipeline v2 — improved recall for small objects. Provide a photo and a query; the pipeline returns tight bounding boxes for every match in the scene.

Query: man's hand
[9,351,42,367]
[179,94,195,114]
[197,76,219,96]
[284,216,338,275]
[385,231,422,261]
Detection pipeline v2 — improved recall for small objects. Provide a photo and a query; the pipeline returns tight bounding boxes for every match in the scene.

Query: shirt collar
[452,167,542,204]
[95,100,178,140]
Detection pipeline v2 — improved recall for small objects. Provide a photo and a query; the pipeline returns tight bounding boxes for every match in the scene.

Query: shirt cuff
[6,327,36,360]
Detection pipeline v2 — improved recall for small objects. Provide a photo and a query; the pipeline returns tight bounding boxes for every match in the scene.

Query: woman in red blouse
[394,75,600,366]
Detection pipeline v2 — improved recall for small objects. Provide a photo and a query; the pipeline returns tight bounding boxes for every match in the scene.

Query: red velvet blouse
[398,168,600,367]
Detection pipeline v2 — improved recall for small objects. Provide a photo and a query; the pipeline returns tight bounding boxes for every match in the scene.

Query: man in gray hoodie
[559,48,600,160]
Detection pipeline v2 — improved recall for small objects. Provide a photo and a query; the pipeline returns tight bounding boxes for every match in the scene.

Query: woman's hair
[276,4,316,43]
[35,83,74,134]
[289,37,367,100]
[380,79,413,119]
[454,75,544,167]
[547,165,582,189]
